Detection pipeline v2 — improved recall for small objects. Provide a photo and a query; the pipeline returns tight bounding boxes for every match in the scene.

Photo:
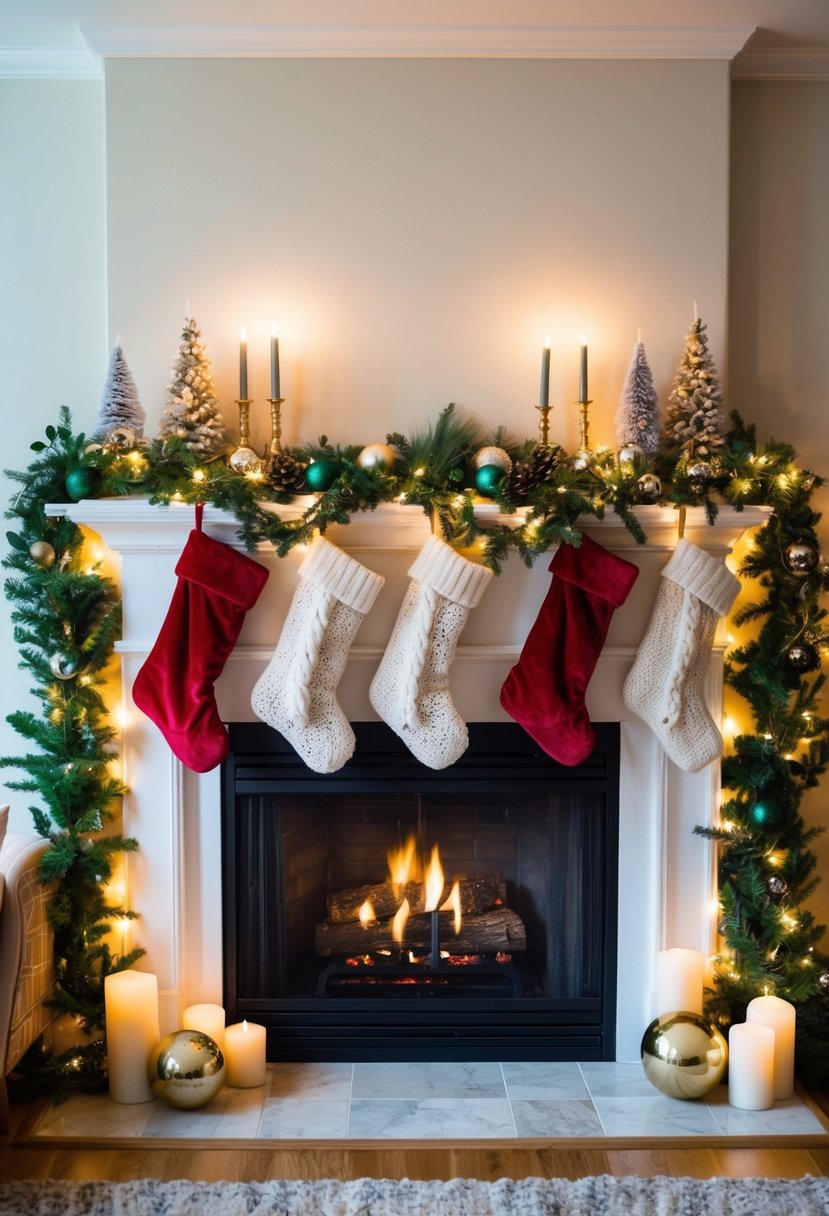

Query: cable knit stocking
[251,536,384,774]
[623,538,741,773]
[369,536,493,769]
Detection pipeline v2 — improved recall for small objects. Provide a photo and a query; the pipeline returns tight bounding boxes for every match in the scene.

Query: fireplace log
[315,906,526,956]
[326,873,504,923]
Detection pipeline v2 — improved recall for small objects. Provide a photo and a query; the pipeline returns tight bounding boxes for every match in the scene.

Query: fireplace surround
[50,498,769,1061]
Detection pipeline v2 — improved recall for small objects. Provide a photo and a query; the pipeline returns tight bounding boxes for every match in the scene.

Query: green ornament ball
[304,458,341,492]
[474,445,512,473]
[356,443,397,471]
[749,798,782,830]
[474,464,506,498]
[65,467,98,502]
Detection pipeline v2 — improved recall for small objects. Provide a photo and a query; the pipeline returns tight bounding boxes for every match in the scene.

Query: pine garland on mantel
[3,404,829,1095]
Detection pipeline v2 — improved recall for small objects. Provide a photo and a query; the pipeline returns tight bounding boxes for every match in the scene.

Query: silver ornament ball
[618,443,645,467]
[637,473,662,503]
[49,652,79,681]
[356,443,398,471]
[783,541,819,576]
[228,446,263,475]
[29,540,56,568]
[105,427,137,450]
[474,445,513,474]
[688,461,711,485]
[147,1029,225,1109]
[641,1011,727,1100]
[818,972,829,991]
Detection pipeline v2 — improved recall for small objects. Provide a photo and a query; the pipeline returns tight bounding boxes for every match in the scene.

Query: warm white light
[422,845,444,914]
[358,900,375,927]
[192,469,206,482]
[388,836,419,889]
[240,326,246,342]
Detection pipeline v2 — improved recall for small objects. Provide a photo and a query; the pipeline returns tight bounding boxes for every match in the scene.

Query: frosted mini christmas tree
[663,317,726,460]
[96,342,145,442]
[158,316,229,460]
[616,339,660,457]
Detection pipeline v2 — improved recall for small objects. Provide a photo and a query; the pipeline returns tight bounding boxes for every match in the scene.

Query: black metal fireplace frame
[221,720,620,1063]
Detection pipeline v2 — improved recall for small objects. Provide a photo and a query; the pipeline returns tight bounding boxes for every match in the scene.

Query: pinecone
[507,443,561,498]
[265,450,307,495]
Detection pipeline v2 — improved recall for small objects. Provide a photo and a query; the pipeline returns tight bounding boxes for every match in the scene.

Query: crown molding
[80,22,754,61]
[0,45,101,78]
[731,45,829,80]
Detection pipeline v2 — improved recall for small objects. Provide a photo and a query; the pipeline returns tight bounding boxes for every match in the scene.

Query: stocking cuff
[408,535,493,608]
[550,532,639,607]
[662,539,740,617]
[176,528,269,610]
[300,536,384,615]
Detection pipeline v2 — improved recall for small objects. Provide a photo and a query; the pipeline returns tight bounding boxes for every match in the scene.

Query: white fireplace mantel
[49,498,770,1060]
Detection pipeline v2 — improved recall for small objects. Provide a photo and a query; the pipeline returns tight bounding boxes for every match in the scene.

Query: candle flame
[544,334,551,348]
[359,899,375,926]
[423,845,444,913]
[440,879,462,935]
[241,1019,249,1032]
[392,897,410,944]
[240,327,247,342]
[271,324,279,338]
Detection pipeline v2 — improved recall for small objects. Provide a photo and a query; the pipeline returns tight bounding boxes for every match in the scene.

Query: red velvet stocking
[132,507,269,772]
[500,533,639,765]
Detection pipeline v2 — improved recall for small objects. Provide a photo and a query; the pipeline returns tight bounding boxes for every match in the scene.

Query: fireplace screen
[222,722,619,1061]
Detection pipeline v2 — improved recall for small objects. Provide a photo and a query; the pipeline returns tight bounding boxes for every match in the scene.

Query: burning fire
[392,897,410,944]
[441,880,462,936]
[359,900,375,927]
[387,836,421,890]
[423,844,444,913]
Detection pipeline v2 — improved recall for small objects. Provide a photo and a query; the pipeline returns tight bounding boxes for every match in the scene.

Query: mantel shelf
[46,497,771,556]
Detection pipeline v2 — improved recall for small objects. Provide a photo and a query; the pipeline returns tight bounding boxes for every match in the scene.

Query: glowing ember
[423,844,445,913]
[392,897,410,944]
[387,836,420,890]
[440,879,462,935]
[358,899,375,926]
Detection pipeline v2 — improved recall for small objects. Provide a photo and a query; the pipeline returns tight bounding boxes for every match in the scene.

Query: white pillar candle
[747,994,796,1099]
[224,1019,267,1088]
[104,970,160,1104]
[182,1002,226,1053]
[656,947,704,1014]
[728,1021,775,1110]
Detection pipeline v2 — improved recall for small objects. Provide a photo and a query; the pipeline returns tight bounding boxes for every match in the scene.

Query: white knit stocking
[251,537,384,773]
[369,535,493,769]
[623,538,740,772]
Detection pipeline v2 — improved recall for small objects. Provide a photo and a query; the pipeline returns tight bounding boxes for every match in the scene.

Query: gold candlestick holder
[576,398,592,463]
[536,403,552,447]
[229,399,262,474]
[268,397,285,455]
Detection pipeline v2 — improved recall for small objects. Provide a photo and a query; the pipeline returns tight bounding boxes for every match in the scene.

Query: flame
[387,836,420,890]
[440,879,462,935]
[392,897,410,944]
[359,900,375,926]
[423,845,444,913]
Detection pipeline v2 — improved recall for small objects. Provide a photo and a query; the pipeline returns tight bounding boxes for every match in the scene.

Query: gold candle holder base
[536,403,552,447]
[268,397,285,456]
[229,398,262,474]
[575,398,592,465]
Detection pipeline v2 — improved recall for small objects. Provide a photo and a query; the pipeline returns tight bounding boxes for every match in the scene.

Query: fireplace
[50,499,768,1061]
[222,721,620,1060]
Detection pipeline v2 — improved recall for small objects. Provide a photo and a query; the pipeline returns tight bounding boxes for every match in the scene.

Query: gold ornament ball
[228,446,263,475]
[474,445,513,473]
[147,1030,225,1109]
[357,443,397,471]
[29,540,56,568]
[641,1011,727,1100]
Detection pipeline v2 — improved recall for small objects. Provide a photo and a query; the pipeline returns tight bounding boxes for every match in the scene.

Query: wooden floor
[2,1095,829,1184]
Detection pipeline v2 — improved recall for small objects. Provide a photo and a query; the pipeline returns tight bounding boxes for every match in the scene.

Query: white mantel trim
[80,22,754,61]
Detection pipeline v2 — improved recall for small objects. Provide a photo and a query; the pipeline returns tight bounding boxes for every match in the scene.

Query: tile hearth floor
[27,1061,828,1142]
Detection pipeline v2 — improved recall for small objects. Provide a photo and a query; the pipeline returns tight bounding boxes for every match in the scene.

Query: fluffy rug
[0,1175,827,1215]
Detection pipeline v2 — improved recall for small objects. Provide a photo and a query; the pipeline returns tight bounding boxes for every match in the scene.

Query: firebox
[221,721,619,1062]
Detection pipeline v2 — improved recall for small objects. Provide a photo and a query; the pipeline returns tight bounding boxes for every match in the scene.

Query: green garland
[3,404,829,1096]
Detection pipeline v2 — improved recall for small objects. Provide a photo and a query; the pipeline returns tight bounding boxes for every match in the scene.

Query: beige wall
[0,79,106,832]
[729,80,829,928]
[104,58,729,455]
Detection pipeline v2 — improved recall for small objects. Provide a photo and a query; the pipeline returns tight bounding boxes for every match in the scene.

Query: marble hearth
[50,499,768,1061]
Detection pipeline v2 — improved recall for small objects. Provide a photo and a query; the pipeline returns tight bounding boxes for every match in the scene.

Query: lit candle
[239,327,248,400]
[656,947,704,1015]
[182,1002,226,1053]
[224,1019,267,1087]
[270,328,281,399]
[747,994,796,1099]
[728,1021,774,1110]
[104,970,160,1103]
[539,337,551,407]
[578,338,588,403]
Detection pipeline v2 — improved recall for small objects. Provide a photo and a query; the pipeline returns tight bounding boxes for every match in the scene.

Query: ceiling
[2,0,829,78]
